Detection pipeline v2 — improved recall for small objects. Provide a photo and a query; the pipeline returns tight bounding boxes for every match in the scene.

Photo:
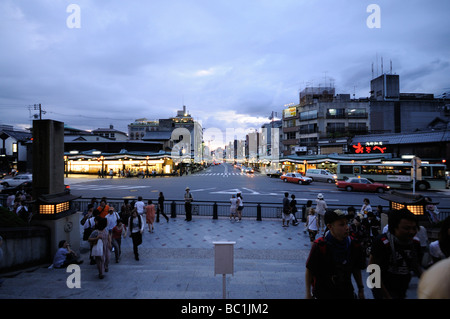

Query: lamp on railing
[379,191,439,216]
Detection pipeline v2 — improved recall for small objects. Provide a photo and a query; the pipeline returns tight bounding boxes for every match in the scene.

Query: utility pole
[32,104,45,120]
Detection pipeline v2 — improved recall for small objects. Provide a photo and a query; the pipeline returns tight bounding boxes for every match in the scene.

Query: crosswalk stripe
[194,172,257,177]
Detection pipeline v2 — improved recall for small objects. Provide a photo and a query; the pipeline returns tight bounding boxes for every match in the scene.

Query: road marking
[210,188,279,196]
[70,184,151,191]
[190,188,217,193]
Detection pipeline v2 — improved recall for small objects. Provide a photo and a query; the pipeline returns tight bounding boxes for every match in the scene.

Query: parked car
[0,181,71,195]
[336,177,390,193]
[1,174,32,188]
[305,169,337,183]
[0,181,32,195]
[280,172,313,185]
[267,170,282,178]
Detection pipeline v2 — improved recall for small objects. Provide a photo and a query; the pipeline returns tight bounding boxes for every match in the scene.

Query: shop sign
[352,141,387,154]
[283,107,297,118]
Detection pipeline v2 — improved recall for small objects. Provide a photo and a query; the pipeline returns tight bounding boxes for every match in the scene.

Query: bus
[336,162,447,191]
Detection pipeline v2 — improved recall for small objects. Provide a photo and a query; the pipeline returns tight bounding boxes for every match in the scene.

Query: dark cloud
[0,0,449,138]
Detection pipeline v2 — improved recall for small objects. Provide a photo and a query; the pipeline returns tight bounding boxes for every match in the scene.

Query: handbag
[83,219,93,241]
[92,238,103,256]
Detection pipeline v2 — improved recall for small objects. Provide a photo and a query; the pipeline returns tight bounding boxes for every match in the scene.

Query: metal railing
[72,197,450,223]
[1,194,449,223]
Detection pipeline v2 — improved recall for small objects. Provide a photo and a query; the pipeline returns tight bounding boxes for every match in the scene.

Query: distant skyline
[1,0,449,147]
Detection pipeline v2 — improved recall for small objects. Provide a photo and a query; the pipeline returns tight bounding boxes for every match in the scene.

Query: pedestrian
[82,206,95,240]
[289,194,299,226]
[111,219,126,263]
[375,205,383,219]
[134,196,146,218]
[105,206,120,233]
[359,198,372,218]
[361,211,381,239]
[120,199,132,223]
[16,200,29,222]
[305,209,366,299]
[425,197,440,225]
[428,216,450,264]
[51,240,83,269]
[349,216,366,244]
[315,193,327,232]
[346,206,356,222]
[369,208,423,299]
[184,187,193,221]
[6,193,15,211]
[305,208,319,245]
[236,193,244,222]
[145,200,156,233]
[127,208,144,261]
[97,199,110,218]
[304,200,313,223]
[157,192,169,223]
[282,192,291,227]
[230,194,237,221]
[88,217,111,279]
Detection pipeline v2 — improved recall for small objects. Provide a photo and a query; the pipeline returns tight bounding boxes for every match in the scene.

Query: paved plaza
[0,215,419,300]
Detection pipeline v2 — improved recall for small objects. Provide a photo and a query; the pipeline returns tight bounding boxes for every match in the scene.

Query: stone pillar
[32,120,65,199]
[31,119,80,260]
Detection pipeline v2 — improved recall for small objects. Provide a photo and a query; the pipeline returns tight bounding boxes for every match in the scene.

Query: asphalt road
[66,163,450,210]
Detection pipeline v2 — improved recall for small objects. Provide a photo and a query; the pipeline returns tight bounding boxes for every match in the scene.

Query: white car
[1,174,32,188]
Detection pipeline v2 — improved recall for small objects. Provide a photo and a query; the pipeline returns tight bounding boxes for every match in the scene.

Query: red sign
[352,142,387,154]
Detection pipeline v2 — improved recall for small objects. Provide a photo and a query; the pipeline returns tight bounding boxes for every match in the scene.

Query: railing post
[257,203,262,221]
[213,202,218,219]
[171,201,177,218]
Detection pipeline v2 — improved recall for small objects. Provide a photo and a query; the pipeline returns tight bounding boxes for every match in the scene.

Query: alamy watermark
[66,264,81,288]
[367,4,381,29]
[66,4,81,29]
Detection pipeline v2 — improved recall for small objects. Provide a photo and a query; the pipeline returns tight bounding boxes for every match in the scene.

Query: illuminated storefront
[64,150,175,176]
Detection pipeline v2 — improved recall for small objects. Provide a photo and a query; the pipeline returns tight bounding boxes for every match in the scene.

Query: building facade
[369,73,450,134]
[282,87,370,156]
[0,124,32,174]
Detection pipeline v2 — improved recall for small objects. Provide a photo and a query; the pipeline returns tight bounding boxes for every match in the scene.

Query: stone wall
[0,226,50,273]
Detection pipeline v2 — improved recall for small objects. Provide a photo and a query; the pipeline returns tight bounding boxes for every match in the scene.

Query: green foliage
[0,206,27,227]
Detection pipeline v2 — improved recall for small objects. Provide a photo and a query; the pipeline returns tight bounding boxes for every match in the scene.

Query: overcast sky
[1,0,449,146]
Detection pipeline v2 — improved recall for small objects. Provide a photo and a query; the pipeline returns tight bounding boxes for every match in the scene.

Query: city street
[66,163,450,210]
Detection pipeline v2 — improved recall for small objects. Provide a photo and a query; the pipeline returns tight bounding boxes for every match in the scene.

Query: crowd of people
[44,189,450,299]
[302,193,450,299]
[73,194,169,279]
[5,191,32,223]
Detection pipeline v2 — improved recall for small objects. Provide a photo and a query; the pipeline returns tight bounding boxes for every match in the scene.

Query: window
[299,110,318,121]
[299,124,317,134]
[347,108,367,118]
[340,165,353,174]
[348,123,367,133]
[285,119,296,128]
[327,123,345,133]
[327,108,345,119]
[285,132,296,140]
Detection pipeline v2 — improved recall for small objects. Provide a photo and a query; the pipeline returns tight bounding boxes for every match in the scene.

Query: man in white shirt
[134,196,145,217]
[106,207,120,233]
